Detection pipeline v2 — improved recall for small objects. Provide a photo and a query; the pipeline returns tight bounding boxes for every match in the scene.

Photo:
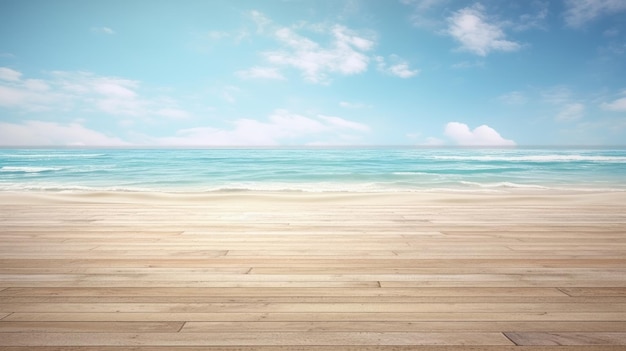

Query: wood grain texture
[1,191,625,349]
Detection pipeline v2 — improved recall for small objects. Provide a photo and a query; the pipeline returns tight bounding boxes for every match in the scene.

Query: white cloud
[541,86,572,105]
[564,0,626,27]
[0,67,191,118]
[444,122,515,146]
[451,60,485,69]
[602,96,626,111]
[249,10,272,34]
[0,77,65,111]
[556,103,585,122]
[153,109,370,146]
[207,31,230,40]
[91,26,115,35]
[23,79,50,91]
[236,66,286,80]
[0,120,128,146]
[318,114,370,132]
[447,4,521,56]
[422,136,446,146]
[0,67,22,81]
[400,0,447,9]
[388,63,419,78]
[375,55,419,78]
[155,108,189,119]
[540,86,590,122]
[51,71,146,116]
[401,0,449,28]
[498,91,527,105]
[219,85,240,104]
[262,25,374,83]
[339,101,371,109]
[93,79,138,98]
[514,2,549,31]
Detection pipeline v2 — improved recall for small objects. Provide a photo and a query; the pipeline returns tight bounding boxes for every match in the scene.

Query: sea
[1,147,625,193]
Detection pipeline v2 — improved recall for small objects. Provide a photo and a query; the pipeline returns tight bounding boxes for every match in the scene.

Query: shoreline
[2,188,625,206]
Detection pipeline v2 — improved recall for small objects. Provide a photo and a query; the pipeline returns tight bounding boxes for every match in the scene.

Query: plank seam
[176,321,186,333]
[0,312,12,321]
[501,332,519,346]
[556,287,573,297]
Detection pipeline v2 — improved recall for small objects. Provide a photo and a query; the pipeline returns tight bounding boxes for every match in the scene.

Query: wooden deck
[0,192,625,350]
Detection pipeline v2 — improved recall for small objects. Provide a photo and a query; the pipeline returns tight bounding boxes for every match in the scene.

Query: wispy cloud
[236,66,286,80]
[0,67,190,118]
[556,103,585,122]
[248,10,272,34]
[154,109,371,146]
[375,55,419,78]
[601,95,626,111]
[339,101,371,109]
[0,67,22,81]
[564,0,626,27]
[90,26,115,35]
[447,4,521,56]
[498,91,527,105]
[401,0,449,28]
[513,2,549,31]
[540,86,587,123]
[318,114,370,132]
[0,120,128,146]
[263,25,374,84]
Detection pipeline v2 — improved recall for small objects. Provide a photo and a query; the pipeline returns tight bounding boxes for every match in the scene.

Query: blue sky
[1,0,625,146]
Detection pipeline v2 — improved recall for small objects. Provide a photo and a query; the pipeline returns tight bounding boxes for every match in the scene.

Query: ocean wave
[432,155,626,162]
[0,153,105,159]
[0,183,158,192]
[392,171,433,176]
[0,166,65,173]
[2,182,624,193]
[459,181,549,189]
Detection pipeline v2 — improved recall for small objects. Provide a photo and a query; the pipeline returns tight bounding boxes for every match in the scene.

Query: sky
[1,0,626,146]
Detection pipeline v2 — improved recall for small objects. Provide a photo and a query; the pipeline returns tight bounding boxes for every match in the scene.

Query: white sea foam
[459,181,549,189]
[0,153,104,159]
[0,166,64,173]
[433,155,626,162]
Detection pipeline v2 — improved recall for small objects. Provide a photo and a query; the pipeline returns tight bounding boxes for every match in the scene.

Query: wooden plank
[2,193,625,348]
[560,288,626,297]
[0,287,568,297]
[181,321,626,333]
[0,321,184,333]
[9,295,621,304]
[0,281,382,288]
[1,258,623,268]
[6,312,626,322]
[380,280,626,288]
[1,302,624,313]
[10,272,625,283]
[504,332,626,346]
[0,332,514,346]
[0,347,622,351]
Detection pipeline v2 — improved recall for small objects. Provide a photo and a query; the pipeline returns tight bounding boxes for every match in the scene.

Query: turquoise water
[1,148,625,192]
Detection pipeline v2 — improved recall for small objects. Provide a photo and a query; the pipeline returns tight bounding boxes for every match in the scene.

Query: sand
[0,190,625,349]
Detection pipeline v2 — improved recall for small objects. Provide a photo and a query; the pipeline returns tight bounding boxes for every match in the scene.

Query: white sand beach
[1,190,625,349]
